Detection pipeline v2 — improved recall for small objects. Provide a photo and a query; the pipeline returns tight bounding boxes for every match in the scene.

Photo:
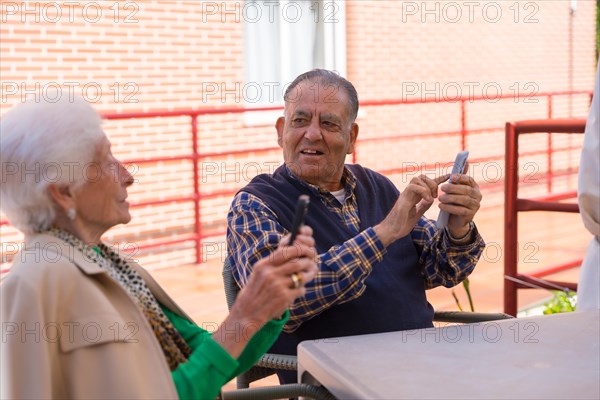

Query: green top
[90,246,285,398]
[161,305,288,400]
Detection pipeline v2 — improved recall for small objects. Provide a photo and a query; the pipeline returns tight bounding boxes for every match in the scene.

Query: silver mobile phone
[436,150,469,230]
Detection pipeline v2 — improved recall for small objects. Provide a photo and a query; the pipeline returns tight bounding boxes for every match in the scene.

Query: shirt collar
[283,164,357,199]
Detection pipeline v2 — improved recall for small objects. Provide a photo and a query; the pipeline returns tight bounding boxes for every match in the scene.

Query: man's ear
[276,116,285,148]
[347,123,359,154]
[47,184,75,213]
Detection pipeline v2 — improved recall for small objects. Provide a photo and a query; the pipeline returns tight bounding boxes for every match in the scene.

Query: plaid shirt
[226,167,484,333]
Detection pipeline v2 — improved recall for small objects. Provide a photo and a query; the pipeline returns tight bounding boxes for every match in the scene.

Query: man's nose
[304,120,322,141]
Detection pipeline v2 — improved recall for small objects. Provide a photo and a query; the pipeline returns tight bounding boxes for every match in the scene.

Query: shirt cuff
[360,227,387,264]
[272,309,290,324]
[196,336,239,376]
[259,310,289,342]
[445,222,476,246]
[443,222,483,250]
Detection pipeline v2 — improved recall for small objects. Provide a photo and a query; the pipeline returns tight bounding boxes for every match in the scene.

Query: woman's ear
[47,184,75,212]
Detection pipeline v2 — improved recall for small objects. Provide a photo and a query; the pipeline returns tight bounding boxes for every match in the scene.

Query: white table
[298,310,600,399]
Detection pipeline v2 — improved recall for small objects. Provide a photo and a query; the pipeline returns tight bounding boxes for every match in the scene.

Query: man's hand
[439,172,482,238]
[374,174,449,247]
[374,168,483,247]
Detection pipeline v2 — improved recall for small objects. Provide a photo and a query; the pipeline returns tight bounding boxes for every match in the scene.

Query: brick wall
[1,1,596,271]
[347,1,595,157]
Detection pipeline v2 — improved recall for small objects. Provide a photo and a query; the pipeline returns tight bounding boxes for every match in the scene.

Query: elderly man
[226,69,485,383]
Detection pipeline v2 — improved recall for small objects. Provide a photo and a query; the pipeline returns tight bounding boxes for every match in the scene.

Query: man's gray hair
[0,92,104,235]
[284,69,359,123]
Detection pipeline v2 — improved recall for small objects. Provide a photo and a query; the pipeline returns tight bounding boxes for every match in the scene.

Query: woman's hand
[236,225,318,321]
[213,225,318,358]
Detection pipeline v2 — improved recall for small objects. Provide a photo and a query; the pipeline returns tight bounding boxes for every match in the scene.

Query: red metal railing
[0,90,591,274]
[503,118,586,316]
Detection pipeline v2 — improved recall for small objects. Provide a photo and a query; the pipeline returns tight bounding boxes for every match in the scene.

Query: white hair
[0,92,104,235]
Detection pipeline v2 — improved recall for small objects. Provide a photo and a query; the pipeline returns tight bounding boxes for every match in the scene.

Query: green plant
[542,291,577,314]
[451,278,475,312]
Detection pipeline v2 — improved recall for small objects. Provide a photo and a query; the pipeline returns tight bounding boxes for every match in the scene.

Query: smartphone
[436,150,469,230]
[289,195,310,245]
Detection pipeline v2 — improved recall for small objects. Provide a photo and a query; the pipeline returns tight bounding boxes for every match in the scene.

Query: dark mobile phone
[288,195,310,245]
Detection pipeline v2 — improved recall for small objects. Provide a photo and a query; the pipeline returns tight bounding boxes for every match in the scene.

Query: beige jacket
[1,233,191,399]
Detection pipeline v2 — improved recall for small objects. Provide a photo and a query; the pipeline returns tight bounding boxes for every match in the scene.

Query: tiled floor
[150,204,589,390]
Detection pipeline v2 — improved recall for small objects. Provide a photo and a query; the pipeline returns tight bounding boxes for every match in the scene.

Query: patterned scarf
[46,227,191,370]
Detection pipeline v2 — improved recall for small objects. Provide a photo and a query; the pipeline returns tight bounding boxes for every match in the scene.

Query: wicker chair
[220,259,335,400]
[222,259,299,388]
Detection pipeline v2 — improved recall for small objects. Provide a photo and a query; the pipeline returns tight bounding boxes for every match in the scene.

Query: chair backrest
[222,258,239,311]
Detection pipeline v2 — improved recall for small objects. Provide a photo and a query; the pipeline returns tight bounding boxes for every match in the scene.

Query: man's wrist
[446,222,475,245]
[373,223,405,247]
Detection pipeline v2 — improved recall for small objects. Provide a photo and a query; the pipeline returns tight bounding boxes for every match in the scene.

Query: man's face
[276,80,358,192]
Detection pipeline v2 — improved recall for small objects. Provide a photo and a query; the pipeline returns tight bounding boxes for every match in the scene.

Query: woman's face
[72,135,134,233]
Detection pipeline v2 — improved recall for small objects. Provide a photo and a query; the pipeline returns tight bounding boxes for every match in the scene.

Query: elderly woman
[0,94,317,399]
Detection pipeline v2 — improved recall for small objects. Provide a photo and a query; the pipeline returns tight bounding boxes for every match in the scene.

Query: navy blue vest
[241,165,434,357]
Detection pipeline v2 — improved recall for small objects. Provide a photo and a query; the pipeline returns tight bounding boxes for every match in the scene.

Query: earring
[67,208,76,220]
